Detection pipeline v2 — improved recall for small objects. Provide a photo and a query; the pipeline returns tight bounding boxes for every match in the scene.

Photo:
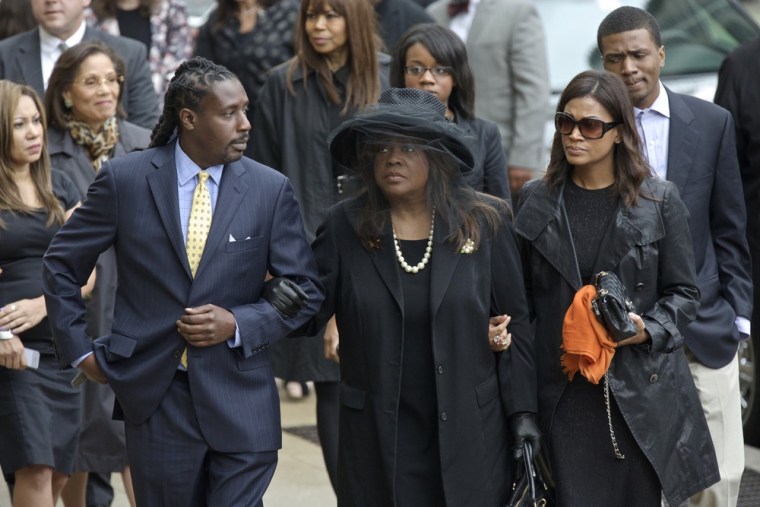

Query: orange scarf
[561,285,617,384]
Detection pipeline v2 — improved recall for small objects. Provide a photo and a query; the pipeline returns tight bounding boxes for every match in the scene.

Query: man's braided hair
[149,57,237,147]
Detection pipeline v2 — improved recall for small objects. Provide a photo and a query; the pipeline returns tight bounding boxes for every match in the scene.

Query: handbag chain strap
[603,372,626,460]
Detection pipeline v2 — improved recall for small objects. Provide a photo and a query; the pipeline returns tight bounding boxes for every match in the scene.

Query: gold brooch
[460,239,476,254]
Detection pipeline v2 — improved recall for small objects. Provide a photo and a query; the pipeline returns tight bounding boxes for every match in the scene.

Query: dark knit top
[564,178,619,283]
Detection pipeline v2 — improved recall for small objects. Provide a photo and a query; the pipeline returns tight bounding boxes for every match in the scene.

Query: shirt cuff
[227,320,241,348]
[72,351,93,368]
[736,316,751,338]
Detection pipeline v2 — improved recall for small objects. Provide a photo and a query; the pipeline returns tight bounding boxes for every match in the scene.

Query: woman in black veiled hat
[305,87,540,506]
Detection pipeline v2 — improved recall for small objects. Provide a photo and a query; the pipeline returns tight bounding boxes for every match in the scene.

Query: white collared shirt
[39,21,87,90]
[175,141,223,244]
[449,0,481,42]
[634,81,670,180]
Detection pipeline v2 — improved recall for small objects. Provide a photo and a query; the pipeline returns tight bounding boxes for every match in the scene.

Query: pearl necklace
[392,208,435,274]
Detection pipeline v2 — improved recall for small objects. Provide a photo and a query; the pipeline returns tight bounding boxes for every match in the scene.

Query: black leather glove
[262,277,308,318]
[509,411,542,460]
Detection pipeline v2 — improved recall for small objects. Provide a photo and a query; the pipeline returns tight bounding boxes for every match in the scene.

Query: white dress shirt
[39,21,86,90]
[634,81,670,180]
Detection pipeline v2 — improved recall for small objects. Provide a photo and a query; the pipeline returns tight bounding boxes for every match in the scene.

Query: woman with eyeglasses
[391,23,510,201]
[44,41,150,507]
[512,70,719,505]
[252,0,389,492]
[0,79,87,507]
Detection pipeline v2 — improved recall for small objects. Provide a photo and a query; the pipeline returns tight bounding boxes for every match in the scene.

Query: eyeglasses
[73,74,124,90]
[404,65,453,78]
[555,112,621,140]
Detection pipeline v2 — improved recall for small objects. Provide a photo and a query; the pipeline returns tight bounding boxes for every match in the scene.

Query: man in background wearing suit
[0,0,159,130]
[598,7,753,506]
[426,0,550,198]
[714,39,760,443]
[42,57,324,506]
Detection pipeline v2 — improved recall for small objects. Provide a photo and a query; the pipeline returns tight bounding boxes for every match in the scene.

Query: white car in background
[534,0,760,445]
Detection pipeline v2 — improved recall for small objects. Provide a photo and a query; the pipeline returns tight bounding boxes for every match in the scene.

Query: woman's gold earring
[64,97,73,108]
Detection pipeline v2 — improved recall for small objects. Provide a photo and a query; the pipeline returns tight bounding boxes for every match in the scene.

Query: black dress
[394,240,445,506]
[0,171,81,478]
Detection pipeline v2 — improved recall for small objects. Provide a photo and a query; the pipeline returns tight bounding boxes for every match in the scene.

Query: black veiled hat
[328,88,475,173]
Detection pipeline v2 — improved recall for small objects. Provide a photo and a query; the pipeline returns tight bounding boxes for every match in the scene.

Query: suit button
[437,365,444,374]
[635,282,646,291]
[649,374,658,383]
[440,412,448,421]
[172,350,180,359]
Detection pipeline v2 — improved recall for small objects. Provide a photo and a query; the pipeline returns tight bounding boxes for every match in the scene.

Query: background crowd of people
[0,0,757,506]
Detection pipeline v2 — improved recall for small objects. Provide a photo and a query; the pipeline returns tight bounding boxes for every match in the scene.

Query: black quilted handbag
[506,442,554,507]
[591,271,638,342]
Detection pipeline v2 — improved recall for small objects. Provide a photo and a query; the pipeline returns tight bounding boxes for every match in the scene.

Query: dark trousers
[124,373,277,507]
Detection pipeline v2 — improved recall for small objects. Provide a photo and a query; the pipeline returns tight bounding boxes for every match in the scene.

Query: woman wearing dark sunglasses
[512,70,719,506]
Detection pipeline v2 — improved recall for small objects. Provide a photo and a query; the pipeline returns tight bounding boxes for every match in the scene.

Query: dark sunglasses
[555,112,621,140]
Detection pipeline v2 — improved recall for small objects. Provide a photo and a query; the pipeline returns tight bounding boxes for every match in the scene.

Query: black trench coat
[309,197,537,507]
[513,177,719,506]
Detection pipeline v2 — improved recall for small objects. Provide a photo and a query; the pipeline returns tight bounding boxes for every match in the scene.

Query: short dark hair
[597,6,662,53]
[45,41,127,130]
[545,70,650,207]
[390,23,476,120]
[149,57,237,147]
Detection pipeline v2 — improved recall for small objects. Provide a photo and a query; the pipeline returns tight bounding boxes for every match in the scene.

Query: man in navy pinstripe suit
[42,58,324,506]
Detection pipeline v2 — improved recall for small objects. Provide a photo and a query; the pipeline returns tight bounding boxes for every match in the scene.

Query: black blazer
[665,88,753,368]
[0,26,159,130]
[458,115,510,200]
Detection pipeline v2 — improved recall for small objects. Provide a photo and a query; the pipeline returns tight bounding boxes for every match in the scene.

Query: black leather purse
[506,442,554,507]
[590,271,638,342]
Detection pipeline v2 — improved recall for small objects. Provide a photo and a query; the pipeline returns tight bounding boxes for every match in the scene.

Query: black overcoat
[252,56,391,382]
[310,197,537,507]
[514,177,719,507]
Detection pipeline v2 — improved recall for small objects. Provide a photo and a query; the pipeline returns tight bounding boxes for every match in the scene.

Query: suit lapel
[16,31,44,93]
[514,182,583,290]
[467,0,494,45]
[343,203,404,311]
[372,228,404,312]
[146,145,190,277]
[666,89,699,193]
[429,223,461,319]
[194,160,249,278]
